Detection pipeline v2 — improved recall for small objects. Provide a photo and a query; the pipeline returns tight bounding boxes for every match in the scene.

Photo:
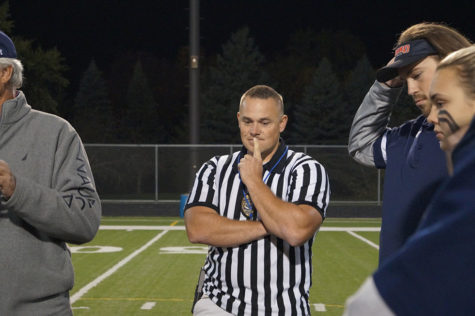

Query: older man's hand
[0,160,16,199]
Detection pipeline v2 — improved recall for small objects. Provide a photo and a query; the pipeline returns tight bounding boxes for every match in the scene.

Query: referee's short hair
[239,85,284,115]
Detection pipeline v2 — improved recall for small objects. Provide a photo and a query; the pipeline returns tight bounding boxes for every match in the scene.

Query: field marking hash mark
[141,302,156,310]
[313,303,327,311]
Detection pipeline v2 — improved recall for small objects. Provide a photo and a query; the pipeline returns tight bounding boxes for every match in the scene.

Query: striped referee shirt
[185,140,330,316]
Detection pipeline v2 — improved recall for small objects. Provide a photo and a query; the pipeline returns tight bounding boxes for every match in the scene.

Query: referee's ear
[279,114,288,133]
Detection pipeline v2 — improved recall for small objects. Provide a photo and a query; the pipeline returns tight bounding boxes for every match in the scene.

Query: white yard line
[346,231,379,250]
[99,225,380,232]
[70,230,168,304]
[321,227,380,232]
[100,225,184,231]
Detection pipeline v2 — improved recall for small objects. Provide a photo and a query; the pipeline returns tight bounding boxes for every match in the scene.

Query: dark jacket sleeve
[373,157,475,315]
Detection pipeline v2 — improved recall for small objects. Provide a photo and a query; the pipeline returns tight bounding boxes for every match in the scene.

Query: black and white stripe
[186,144,330,316]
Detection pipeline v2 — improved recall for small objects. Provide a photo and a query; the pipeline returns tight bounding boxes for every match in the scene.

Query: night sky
[7,0,474,93]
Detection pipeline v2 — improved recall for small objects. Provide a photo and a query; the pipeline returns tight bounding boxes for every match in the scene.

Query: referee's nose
[250,123,261,136]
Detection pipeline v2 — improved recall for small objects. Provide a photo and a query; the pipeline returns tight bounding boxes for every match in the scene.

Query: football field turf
[70,217,380,315]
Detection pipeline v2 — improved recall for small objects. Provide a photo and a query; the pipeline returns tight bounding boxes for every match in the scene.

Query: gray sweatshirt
[348,81,402,167]
[0,91,101,315]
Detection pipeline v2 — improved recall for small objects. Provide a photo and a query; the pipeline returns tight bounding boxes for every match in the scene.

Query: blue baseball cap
[376,39,438,82]
[0,30,17,58]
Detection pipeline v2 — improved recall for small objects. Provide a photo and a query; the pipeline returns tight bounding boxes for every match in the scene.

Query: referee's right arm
[185,206,268,247]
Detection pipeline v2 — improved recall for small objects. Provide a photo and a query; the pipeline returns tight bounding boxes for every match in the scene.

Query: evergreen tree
[268,29,368,140]
[291,58,347,144]
[73,59,115,142]
[0,2,68,114]
[344,55,375,121]
[200,27,271,143]
[313,30,367,78]
[124,59,160,143]
[344,54,419,129]
[345,55,375,104]
[267,29,319,108]
[0,2,13,32]
[151,49,188,143]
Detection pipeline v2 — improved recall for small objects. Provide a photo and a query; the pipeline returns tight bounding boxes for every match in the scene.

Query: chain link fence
[85,144,382,205]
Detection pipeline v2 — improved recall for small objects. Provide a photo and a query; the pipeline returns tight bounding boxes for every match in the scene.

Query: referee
[184,85,330,316]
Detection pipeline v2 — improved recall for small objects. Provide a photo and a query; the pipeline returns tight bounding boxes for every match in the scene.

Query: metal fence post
[155,145,159,201]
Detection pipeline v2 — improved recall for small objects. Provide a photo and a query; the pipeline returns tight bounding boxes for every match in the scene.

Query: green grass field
[70,217,381,315]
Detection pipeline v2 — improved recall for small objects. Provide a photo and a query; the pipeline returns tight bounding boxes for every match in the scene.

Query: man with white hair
[0,30,101,314]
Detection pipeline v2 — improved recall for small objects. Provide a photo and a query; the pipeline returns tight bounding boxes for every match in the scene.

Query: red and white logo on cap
[395,44,410,57]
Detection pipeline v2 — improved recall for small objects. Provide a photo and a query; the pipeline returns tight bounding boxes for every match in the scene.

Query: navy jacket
[373,115,447,263]
[374,117,475,315]
[348,81,447,265]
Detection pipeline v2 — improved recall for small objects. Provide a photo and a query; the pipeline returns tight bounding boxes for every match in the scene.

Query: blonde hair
[437,45,475,99]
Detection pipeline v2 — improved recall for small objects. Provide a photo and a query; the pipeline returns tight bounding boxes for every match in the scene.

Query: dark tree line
[0,2,68,115]
[1,2,419,145]
[199,27,378,144]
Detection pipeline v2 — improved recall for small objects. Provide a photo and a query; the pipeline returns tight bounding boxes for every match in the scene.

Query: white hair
[0,57,23,89]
